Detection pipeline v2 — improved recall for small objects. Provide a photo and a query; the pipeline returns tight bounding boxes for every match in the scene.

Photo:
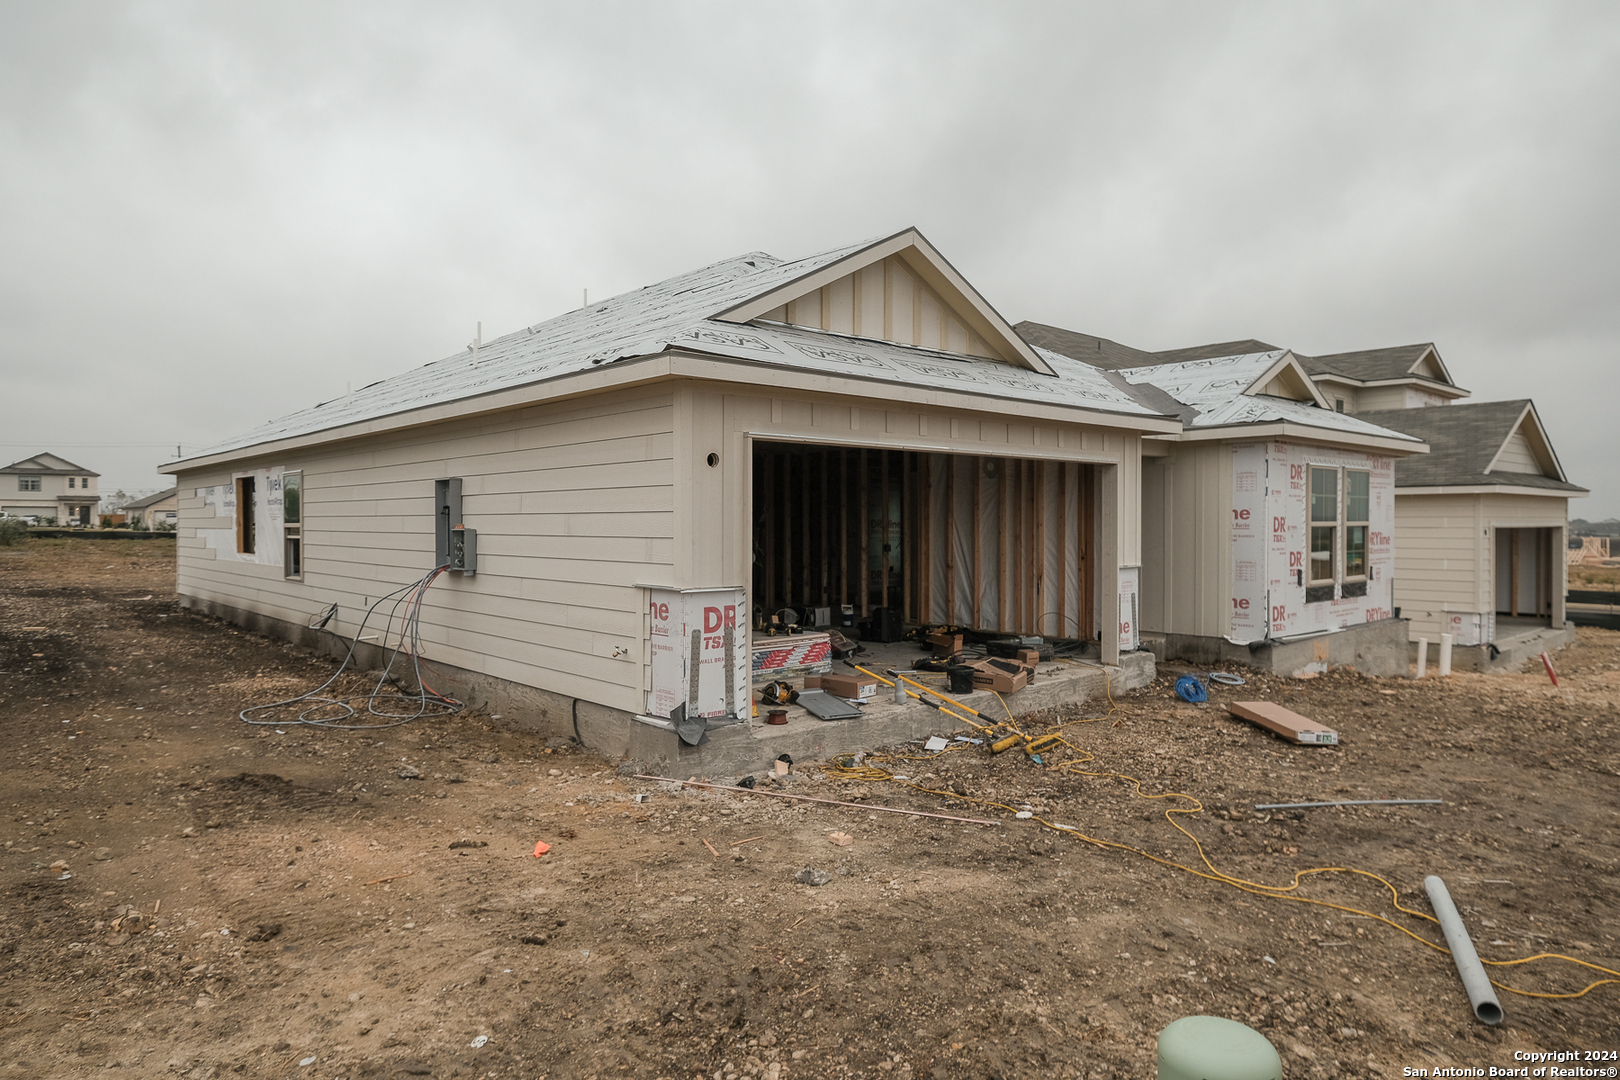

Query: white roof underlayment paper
[1120,352,1425,441]
[193,241,1161,460]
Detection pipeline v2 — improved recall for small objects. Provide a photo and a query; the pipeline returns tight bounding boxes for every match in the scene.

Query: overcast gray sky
[3,1,1616,518]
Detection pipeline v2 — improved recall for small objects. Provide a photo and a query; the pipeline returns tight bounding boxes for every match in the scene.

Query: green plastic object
[1157,1016,1283,1080]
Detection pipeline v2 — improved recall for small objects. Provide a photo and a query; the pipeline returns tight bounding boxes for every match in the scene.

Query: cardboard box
[818,672,880,700]
[1016,647,1040,667]
[927,631,963,659]
[966,658,1030,694]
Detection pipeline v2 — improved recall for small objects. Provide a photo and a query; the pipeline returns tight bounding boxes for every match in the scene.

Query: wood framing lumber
[1225,701,1340,745]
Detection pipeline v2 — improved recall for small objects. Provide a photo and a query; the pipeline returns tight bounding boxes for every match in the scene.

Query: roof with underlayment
[183,236,1164,463]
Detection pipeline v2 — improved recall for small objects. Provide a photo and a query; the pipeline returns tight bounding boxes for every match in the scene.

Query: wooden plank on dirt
[1225,701,1340,746]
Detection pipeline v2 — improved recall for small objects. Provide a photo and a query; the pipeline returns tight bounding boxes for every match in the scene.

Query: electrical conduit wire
[820,721,1620,1004]
[240,565,464,730]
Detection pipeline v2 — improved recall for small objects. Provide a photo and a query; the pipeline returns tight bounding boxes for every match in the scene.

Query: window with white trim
[19,476,41,491]
[1343,469,1369,598]
[282,470,302,579]
[1307,466,1370,602]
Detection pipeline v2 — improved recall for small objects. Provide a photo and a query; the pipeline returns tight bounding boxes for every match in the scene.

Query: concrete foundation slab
[1143,617,1410,678]
[180,596,1153,777]
[1411,621,1578,673]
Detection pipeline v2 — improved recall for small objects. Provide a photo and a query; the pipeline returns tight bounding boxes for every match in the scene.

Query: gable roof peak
[713,227,1054,375]
[2,452,96,474]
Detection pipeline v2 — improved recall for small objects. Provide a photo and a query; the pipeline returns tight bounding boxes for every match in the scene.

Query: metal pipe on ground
[1424,874,1504,1025]
[1254,799,1442,810]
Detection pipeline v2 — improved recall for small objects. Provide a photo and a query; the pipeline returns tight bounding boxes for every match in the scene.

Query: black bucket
[947,665,976,695]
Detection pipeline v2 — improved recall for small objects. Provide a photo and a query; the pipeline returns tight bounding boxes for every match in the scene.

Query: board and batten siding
[1139,442,1232,638]
[760,256,1001,360]
[176,389,676,714]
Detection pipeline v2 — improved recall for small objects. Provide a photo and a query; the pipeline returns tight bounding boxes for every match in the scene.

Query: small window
[19,476,41,492]
[68,476,76,489]
[1334,398,1345,413]
[282,471,302,579]
[236,476,256,554]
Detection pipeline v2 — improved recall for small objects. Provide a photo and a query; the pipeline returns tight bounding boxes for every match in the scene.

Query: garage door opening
[751,441,1098,638]
[1495,526,1557,629]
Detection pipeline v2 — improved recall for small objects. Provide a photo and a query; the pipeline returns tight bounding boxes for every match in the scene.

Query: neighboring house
[165,229,1180,764]
[1350,401,1586,669]
[124,487,180,527]
[0,453,101,524]
[1297,343,1470,414]
[1295,345,1586,668]
[1020,323,1428,676]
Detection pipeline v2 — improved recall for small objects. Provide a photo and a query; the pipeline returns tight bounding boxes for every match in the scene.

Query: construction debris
[1225,701,1339,745]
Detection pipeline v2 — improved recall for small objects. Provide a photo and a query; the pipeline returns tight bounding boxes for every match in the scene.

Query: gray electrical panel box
[449,525,477,575]
[434,478,475,574]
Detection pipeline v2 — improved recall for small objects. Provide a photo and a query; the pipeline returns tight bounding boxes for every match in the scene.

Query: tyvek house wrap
[1229,441,1397,644]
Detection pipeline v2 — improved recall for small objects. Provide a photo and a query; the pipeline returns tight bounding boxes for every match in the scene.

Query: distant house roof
[177,229,1171,467]
[1297,342,1465,395]
[1,453,98,475]
[1355,401,1585,493]
[124,487,179,511]
[1015,321,1163,370]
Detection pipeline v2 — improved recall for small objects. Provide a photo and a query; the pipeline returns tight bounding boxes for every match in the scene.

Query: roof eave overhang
[165,348,1180,473]
[710,227,1056,377]
[1165,421,1428,456]
[1396,484,1588,498]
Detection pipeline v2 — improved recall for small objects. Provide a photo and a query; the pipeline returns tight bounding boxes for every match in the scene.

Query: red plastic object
[1540,651,1559,686]
[532,840,551,857]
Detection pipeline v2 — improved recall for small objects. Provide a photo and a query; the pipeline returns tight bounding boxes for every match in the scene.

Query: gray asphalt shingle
[1355,401,1585,491]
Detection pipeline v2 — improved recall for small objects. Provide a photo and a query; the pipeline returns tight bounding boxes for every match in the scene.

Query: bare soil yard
[2,539,1618,1079]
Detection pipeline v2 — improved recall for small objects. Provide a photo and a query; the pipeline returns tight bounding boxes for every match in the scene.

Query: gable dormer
[1250,353,1332,408]
[1410,345,1451,384]
[712,227,1054,375]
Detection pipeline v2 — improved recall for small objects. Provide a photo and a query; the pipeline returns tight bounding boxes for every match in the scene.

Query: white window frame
[1307,465,1371,602]
[282,470,303,580]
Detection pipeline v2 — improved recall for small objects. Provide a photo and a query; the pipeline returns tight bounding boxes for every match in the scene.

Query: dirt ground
[2,539,1618,1080]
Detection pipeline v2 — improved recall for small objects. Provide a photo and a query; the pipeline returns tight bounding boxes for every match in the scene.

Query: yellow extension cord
[824,666,1620,1004]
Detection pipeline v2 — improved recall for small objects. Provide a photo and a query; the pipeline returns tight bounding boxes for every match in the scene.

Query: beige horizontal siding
[176,389,676,714]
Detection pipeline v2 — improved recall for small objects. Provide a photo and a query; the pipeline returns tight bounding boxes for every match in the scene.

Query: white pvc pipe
[1438,633,1453,677]
[1415,637,1428,679]
[1424,875,1503,1025]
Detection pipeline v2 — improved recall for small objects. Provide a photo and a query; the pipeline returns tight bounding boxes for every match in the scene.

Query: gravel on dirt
[2,538,1617,1079]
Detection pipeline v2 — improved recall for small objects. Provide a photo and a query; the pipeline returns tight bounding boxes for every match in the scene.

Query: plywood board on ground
[1225,701,1339,745]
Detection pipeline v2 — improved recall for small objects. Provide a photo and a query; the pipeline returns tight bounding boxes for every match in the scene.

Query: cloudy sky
[3,1,1616,517]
